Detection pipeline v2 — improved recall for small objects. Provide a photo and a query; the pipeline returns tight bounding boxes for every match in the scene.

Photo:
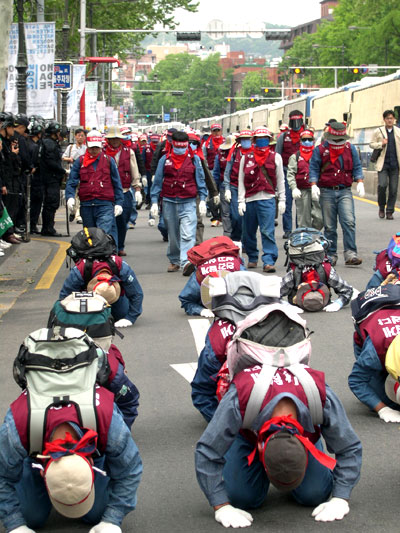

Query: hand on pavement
[278,200,286,216]
[324,300,343,313]
[356,182,365,198]
[10,527,36,533]
[200,308,215,318]
[135,190,143,204]
[378,406,400,423]
[292,187,302,200]
[150,203,159,217]
[312,498,349,522]
[67,198,75,213]
[199,200,207,217]
[114,319,133,328]
[311,184,320,201]
[215,505,254,528]
[224,190,232,203]
[351,288,360,301]
[88,522,122,533]
[141,175,148,188]
[238,202,246,216]
[114,205,123,217]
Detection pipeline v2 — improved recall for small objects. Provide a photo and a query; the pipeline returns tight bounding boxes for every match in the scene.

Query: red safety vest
[116,146,132,189]
[79,154,115,202]
[161,155,198,199]
[318,143,354,188]
[243,152,276,198]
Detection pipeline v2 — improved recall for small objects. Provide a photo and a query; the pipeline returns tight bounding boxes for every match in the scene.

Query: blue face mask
[301,140,314,147]
[255,138,270,148]
[173,147,187,155]
[189,142,198,151]
[240,139,252,149]
[123,135,131,141]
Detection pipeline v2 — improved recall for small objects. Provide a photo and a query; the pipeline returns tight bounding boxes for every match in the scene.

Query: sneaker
[345,257,362,266]
[118,250,127,256]
[76,216,83,224]
[263,264,276,273]
[0,239,12,249]
[167,264,180,272]
[282,232,290,239]
[248,262,258,269]
[211,220,221,227]
[182,262,195,277]
[0,249,4,257]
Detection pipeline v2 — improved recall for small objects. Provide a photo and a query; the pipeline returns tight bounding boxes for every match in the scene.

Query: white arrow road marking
[170,318,211,383]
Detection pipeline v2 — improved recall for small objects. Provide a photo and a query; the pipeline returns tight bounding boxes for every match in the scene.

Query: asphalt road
[0,196,399,533]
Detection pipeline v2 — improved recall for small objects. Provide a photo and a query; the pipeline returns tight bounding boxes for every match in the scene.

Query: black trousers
[41,181,60,232]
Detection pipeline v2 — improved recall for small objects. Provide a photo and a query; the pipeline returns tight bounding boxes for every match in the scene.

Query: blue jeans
[163,198,197,267]
[220,185,232,237]
[223,433,333,510]
[319,187,357,258]
[116,190,134,252]
[230,186,243,242]
[80,203,117,245]
[111,293,130,321]
[282,169,293,233]
[16,456,110,528]
[243,199,278,266]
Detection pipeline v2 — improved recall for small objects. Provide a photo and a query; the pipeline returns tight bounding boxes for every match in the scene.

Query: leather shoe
[167,264,180,272]
[182,262,195,277]
[30,226,41,234]
[379,210,385,219]
[263,264,276,273]
[387,213,394,220]
[345,257,362,266]
[248,262,258,269]
[3,235,21,244]
[41,230,62,237]
[118,250,127,256]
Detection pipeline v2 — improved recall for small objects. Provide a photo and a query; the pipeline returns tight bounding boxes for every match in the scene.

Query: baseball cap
[86,130,103,148]
[87,271,121,304]
[253,127,273,138]
[211,123,222,131]
[294,281,330,312]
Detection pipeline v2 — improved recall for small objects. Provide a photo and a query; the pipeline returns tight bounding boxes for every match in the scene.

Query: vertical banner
[105,106,114,126]
[96,101,106,132]
[67,64,86,127]
[5,22,55,117]
[85,81,98,129]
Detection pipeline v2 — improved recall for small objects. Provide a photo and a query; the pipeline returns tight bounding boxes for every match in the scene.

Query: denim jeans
[243,198,278,266]
[116,190,134,252]
[220,185,232,237]
[163,198,197,266]
[319,187,357,259]
[282,169,293,234]
[223,433,333,510]
[80,203,117,245]
[378,167,399,214]
[15,456,110,529]
[230,186,243,242]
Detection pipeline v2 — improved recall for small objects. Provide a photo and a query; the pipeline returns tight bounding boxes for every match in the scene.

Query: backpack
[284,227,331,310]
[351,284,400,326]
[13,326,110,454]
[219,304,321,429]
[187,236,240,266]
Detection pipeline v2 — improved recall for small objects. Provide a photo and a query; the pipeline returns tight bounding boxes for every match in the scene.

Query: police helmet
[44,120,61,135]
[0,112,16,129]
[27,119,44,136]
[14,113,29,127]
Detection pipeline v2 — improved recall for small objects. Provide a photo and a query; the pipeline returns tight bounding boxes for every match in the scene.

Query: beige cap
[105,125,125,139]
[87,270,121,304]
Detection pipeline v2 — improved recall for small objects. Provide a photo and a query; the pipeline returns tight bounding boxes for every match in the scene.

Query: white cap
[86,130,103,148]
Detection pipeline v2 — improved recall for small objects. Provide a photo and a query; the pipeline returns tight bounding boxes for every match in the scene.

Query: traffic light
[141,91,153,95]
[294,67,304,75]
[176,31,201,41]
[293,88,307,95]
[348,67,360,74]
[226,97,232,102]
[146,114,150,118]
[171,91,184,96]
[264,88,269,93]
[250,96,255,102]
[294,88,302,94]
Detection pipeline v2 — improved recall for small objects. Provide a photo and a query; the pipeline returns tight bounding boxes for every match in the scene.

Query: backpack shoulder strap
[316,264,327,284]
[242,362,279,429]
[289,364,324,425]
[296,151,300,162]
[83,259,93,286]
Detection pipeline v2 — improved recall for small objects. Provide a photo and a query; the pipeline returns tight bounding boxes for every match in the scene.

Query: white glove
[356,181,365,198]
[311,184,320,201]
[148,218,155,227]
[215,504,253,528]
[351,288,360,301]
[378,406,400,423]
[278,200,286,215]
[135,190,143,204]
[324,300,343,313]
[141,175,148,188]
[114,205,123,217]
[312,498,349,522]
[199,200,207,217]
[292,187,302,200]
[200,308,215,318]
[9,527,36,533]
[238,202,246,216]
[67,197,75,214]
[89,522,122,533]
[213,194,220,206]
[150,203,159,217]
[114,318,133,328]
[224,189,232,203]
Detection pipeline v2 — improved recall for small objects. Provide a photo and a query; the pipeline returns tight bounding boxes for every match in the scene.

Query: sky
[172,0,322,29]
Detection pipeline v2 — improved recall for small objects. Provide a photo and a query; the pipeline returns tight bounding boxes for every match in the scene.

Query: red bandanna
[105,143,122,159]
[42,430,98,461]
[211,136,225,150]
[290,126,304,145]
[247,415,336,470]
[299,146,314,162]
[253,146,271,167]
[122,139,132,148]
[189,145,204,160]
[328,144,345,164]
[82,151,100,168]
[170,147,189,169]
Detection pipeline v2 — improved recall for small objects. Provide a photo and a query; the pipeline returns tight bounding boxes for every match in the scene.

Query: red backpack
[187,236,240,266]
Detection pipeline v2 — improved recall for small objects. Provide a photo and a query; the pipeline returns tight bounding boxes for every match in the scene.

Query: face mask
[328,139,346,147]
[123,135,131,141]
[255,138,270,148]
[173,147,187,155]
[190,142,198,151]
[240,139,252,149]
[301,140,314,147]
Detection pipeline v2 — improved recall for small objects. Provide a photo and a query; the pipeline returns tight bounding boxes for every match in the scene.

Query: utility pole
[80,0,86,58]
[16,0,28,114]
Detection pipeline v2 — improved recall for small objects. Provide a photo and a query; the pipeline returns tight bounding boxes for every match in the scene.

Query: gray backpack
[13,327,110,454]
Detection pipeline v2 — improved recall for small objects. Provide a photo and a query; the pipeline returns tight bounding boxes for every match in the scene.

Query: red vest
[233,365,326,443]
[205,137,225,170]
[217,149,229,181]
[144,145,154,171]
[10,386,114,453]
[116,146,132,189]
[229,149,242,188]
[76,255,123,279]
[281,131,301,166]
[295,152,312,189]
[79,154,115,202]
[243,152,276,198]
[208,319,236,364]
[161,154,197,199]
[318,143,354,188]
[356,308,400,367]
[107,343,126,383]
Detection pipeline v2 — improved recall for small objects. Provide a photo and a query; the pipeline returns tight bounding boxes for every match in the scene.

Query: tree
[236,72,275,111]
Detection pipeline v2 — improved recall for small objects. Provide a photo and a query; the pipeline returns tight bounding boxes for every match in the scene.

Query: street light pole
[80,0,87,58]
[16,0,28,114]
[61,0,70,131]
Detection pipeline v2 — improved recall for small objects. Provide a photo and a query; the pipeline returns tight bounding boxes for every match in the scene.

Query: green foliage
[133,52,232,124]
[236,72,277,110]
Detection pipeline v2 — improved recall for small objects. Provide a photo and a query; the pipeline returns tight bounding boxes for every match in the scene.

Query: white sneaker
[0,249,4,256]
[0,240,12,249]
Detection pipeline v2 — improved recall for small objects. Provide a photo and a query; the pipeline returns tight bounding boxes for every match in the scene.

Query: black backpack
[67,227,117,262]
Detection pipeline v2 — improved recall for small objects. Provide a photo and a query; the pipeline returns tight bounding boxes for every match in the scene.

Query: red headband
[172,141,188,147]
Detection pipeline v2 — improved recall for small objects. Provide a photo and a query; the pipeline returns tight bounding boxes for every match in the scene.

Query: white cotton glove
[199,200,207,217]
[238,202,246,216]
[67,197,75,213]
[324,300,343,313]
[378,406,400,423]
[278,200,286,216]
[200,308,215,318]
[88,522,122,533]
[135,190,143,204]
[215,505,254,528]
[312,498,349,522]
[150,203,159,217]
[9,527,37,533]
[148,218,155,227]
[351,288,360,301]
[141,175,148,188]
[356,181,365,198]
[114,205,123,217]
[114,318,133,328]
[213,194,221,206]
[292,187,302,200]
[225,189,232,203]
[311,184,320,201]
